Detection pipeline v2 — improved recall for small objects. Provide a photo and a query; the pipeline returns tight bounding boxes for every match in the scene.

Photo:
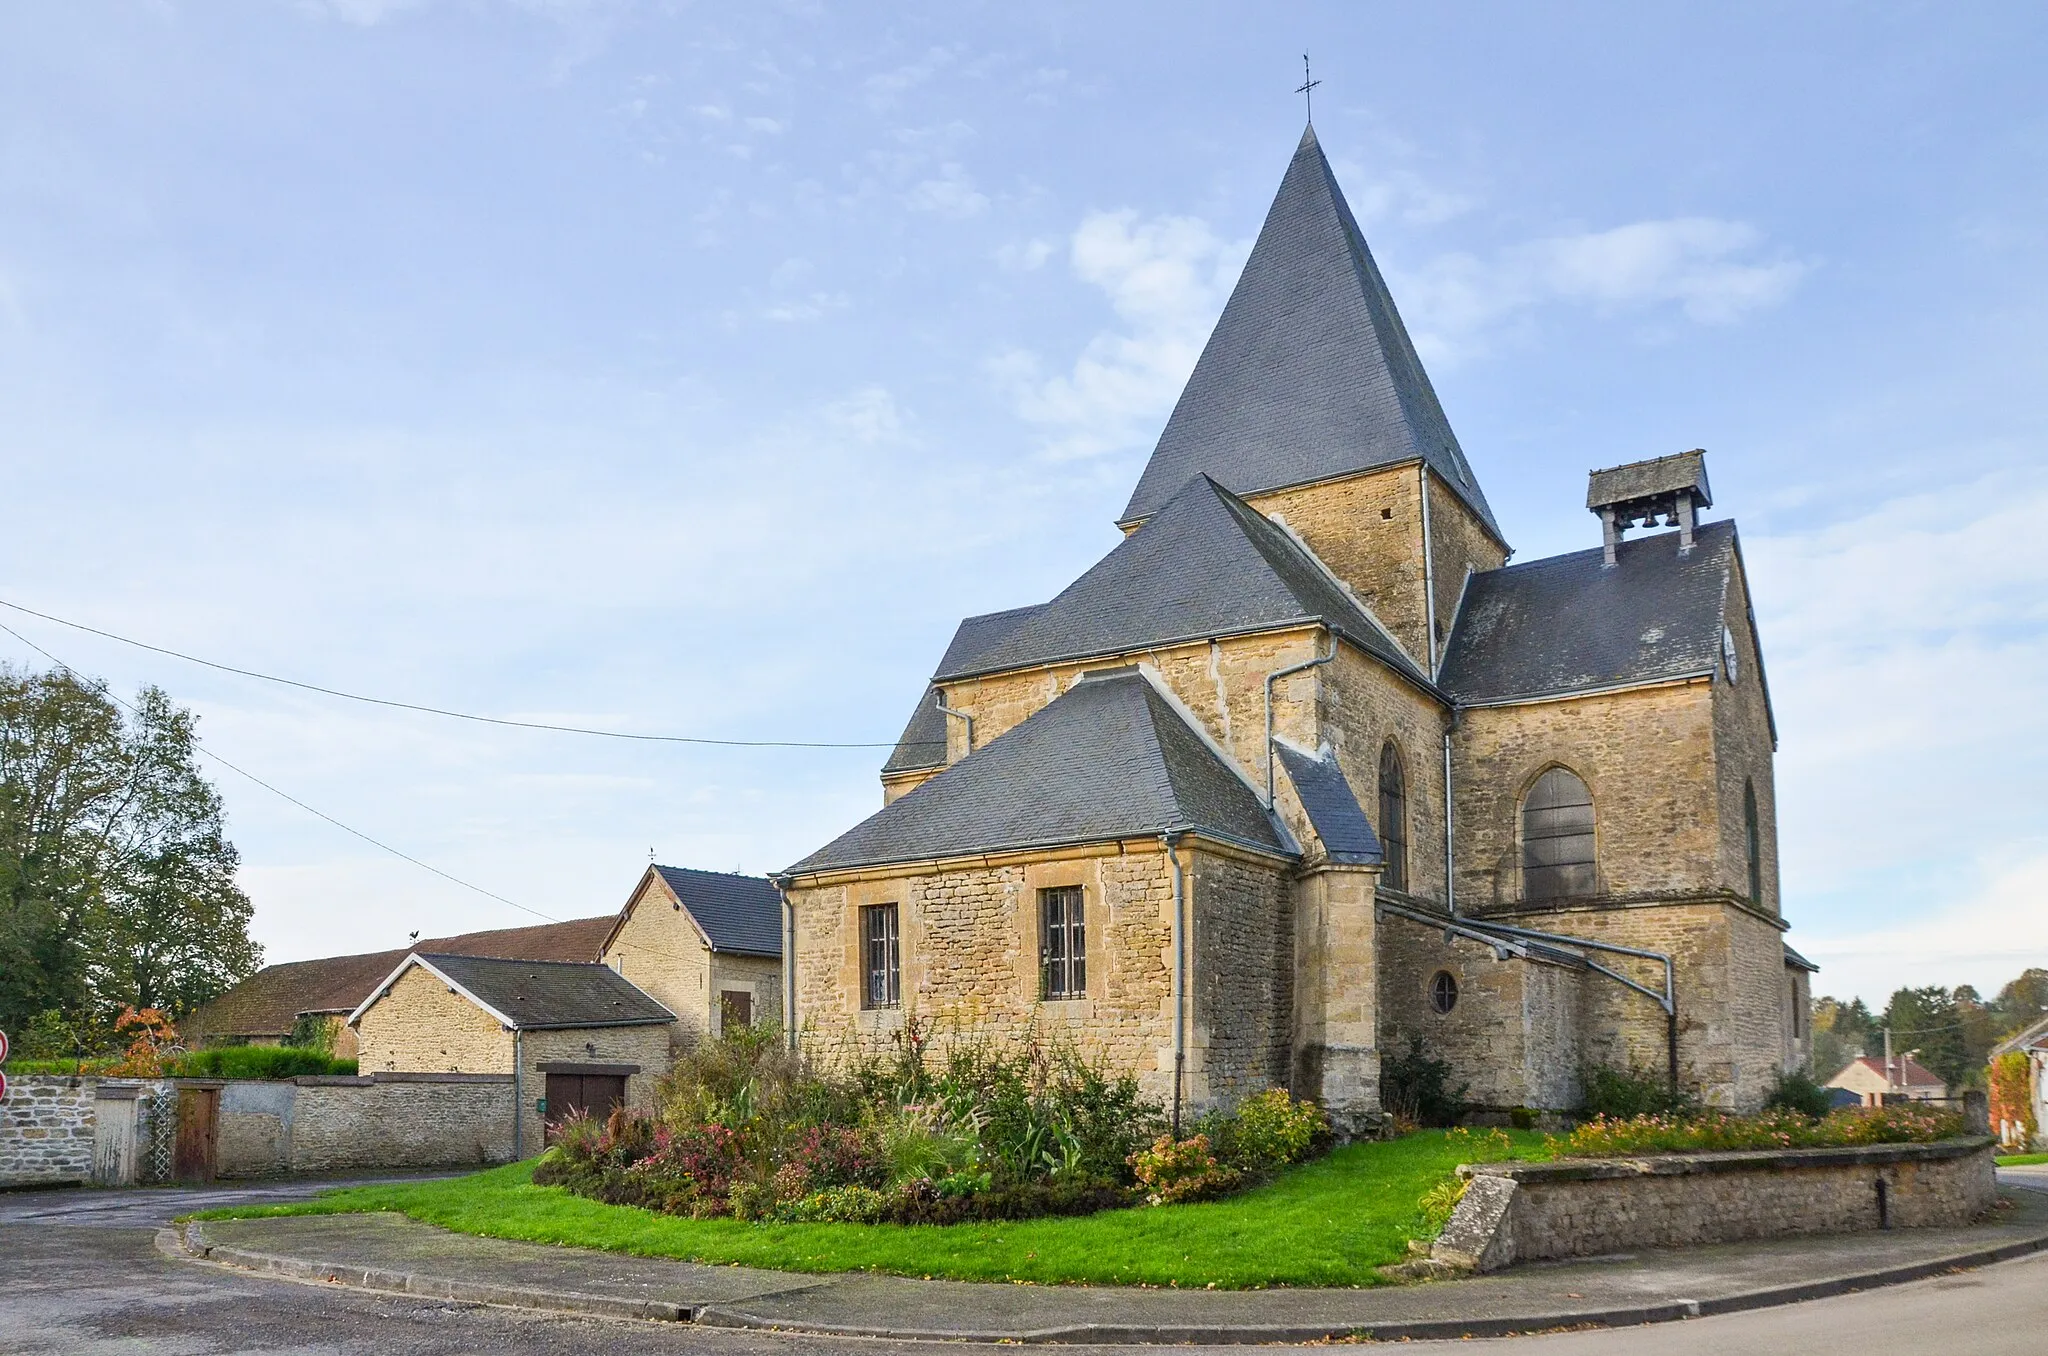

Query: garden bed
[194,1128,1551,1288]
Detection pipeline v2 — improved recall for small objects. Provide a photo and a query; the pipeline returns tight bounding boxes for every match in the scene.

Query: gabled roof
[351,953,675,1031]
[1439,520,1743,706]
[788,668,1289,877]
[882,607,1046,776]
[1994,1013,2048,1058]
[649,865,783,957]
[1119,125,1499,543]
[934,474,1428,688]
[1273,741,1383,867]
[181,914,615,1041]
[1783,943,1819,973]
[1840,1054,1946,1090]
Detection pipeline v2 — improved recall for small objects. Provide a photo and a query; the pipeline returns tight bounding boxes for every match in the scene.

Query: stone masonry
[0,1075,96,1186]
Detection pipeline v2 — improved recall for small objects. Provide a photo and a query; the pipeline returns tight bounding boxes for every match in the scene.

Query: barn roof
[358,954,674,1031]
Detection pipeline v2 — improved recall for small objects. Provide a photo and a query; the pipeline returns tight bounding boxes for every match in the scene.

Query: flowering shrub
[108,1007,178,1077]
[1128,1133,1244,1204]
[1443,1125,1515,1163]
[1551,1103,1964,1158]
[535,1025,1331,1224]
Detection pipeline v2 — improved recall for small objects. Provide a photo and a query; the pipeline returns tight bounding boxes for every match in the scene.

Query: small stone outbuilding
[600,865,784,1046]
[350,952,674,1151]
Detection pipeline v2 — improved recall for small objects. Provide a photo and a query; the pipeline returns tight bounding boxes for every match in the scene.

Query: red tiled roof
[1853,1054,1945,1089]
[182,914,616,1042]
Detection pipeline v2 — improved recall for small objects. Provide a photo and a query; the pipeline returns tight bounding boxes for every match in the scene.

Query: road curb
[167,1221,692,1323]
[167,1203,2048,1344]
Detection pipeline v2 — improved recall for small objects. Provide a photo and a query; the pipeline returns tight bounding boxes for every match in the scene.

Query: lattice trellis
[142,1085,176,1184]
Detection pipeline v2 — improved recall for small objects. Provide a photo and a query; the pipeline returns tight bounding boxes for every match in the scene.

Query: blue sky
[2,2,2042,1004]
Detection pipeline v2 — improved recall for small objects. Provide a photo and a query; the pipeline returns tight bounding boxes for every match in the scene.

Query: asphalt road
[5,1179,2046,1355]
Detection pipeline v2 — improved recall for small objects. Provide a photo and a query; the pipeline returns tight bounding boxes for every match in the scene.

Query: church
[776,126,1811,1130]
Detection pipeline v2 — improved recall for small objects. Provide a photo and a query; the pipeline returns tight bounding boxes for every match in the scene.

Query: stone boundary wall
[222,1073,517,1177]
[4,1072,517,1186]
[0,1075,97,1187]
[1433,1136,1998,1272]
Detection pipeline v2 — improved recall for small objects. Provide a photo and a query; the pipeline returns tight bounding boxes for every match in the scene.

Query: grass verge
[193,1129,1547,1288]
[1998,1152,2048,1167]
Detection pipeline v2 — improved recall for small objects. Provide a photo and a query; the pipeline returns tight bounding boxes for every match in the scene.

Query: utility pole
[1884,1026,1895,1094]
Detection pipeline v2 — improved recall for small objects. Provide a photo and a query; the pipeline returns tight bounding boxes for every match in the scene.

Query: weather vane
[1296,53,1321,124]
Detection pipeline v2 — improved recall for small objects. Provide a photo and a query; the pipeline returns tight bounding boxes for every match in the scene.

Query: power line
[0,596,939,750]
[0,618,560,926]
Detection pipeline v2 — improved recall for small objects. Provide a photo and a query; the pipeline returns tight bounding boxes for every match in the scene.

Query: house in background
[181,915,616,1058]
[600,865,784,1044]
[349,952,675,1150]
[1991,1015,2048,1149]
[1825,1054,1948,1106]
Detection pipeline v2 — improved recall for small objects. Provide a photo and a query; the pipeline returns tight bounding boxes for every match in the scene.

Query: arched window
[1744,779,1762,904]
[1522,768,1595,900]
[1378,741,1407,892]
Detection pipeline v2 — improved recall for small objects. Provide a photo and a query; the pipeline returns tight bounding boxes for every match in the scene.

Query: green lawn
[1998,1152,2048,1167]
[195,1129,1547,1289]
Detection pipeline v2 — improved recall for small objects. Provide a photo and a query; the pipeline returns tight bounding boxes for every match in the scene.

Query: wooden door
[173,1086,219,1184]
[545,1072,626,1125]
[720,990,752,1031]
[92,1094,140,1186]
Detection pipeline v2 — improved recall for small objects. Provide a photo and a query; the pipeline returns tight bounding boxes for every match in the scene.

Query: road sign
[0,1071,8,1103]
[0,1027,9,1064]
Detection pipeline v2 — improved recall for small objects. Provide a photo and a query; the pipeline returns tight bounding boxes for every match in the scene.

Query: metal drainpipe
[1164,831,1187,1137]
[512,1027,524,1160]
[1442,722,1457,917]
[934,689,974,757]
[1263,629,1338,807]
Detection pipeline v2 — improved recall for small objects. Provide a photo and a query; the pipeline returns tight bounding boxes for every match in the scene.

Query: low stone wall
[0,1076,96,1187]
[1433,1136,1998,1272]
[219,1073,516,1178]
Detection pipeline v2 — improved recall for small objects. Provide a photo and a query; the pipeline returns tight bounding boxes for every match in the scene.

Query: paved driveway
[6,1178,2047,1354]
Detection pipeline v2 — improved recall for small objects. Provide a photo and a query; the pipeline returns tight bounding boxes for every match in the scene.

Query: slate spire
[1119,125,1501,542]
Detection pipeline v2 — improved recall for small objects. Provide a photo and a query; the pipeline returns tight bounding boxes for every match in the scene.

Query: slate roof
[388,954,674,1030]
[1783,943,1819,973]
[181,915,615,1042]
[1120,126,1500,542]
[1587,450,1712,512]
[790,669,1288,876]
[650,865,783,957]
[1994,1013,2048,1057]
[882,607,1046,775]
[1273,742,1383,866]
[1438,520,1740,706]
[934,474,1428,688]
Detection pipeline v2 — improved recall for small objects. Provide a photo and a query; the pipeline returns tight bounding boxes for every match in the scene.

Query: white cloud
[994,237,1055,271]
[1401,217,1807,361]
[996,209,1248,461]
[1746,463,2048,995]
[904,164,988,219]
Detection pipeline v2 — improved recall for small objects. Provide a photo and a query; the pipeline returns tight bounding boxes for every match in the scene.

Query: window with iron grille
[1430,970,1459,1014]
[1378,741,1408,891]
[1522,767,1595,900]
[1744,778,1763,904]
[861,904,900,1009]
[1039,886,1085,1000]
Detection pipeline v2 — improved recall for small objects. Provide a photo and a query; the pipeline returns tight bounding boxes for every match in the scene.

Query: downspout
[512,1027,524,1160]
[1263,629,1338,807]
[934,689,974,758]
[1420,464,1439,674]
[1164,831,1188,1137]
[1443,715,1457,918]
[772,874,797,1053]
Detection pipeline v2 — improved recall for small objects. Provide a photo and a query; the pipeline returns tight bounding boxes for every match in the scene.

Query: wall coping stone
[1461,1135,1994,1184]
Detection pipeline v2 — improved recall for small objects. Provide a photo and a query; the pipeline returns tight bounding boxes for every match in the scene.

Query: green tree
[1994,968,2048,1039]
[0,666,260,1044]
[1883,986,1968,1090]
[1810,996,1875,1080]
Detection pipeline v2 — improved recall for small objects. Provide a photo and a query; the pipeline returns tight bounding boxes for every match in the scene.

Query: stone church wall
[1249,466,1436,663]
[1317,647,1451,904]
[1451,681,1722,909]
[787,843,1182,1101]
[1425,469,1510,659]
[1190,847,1295,1108]
[1711,554,1781,916]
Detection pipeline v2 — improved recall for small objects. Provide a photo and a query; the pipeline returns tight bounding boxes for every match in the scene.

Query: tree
[1811,996,1876,1080]
[0,665,260,1046]
[1995,969,2048,1038]
[1883,986,1968,1091]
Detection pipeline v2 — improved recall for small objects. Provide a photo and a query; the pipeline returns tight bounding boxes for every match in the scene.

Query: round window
[1429,970,1459,1014]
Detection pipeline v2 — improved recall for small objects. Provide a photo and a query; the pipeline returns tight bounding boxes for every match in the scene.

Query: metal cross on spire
[1296,53,1321,124]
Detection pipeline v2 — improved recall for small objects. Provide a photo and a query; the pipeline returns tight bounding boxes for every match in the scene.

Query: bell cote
[1587,449,1714,565]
